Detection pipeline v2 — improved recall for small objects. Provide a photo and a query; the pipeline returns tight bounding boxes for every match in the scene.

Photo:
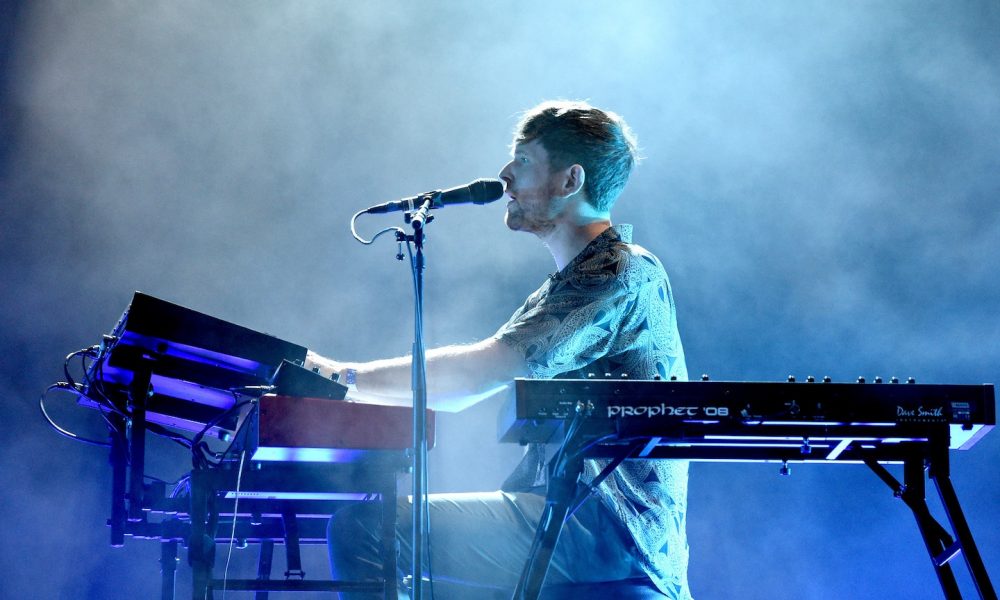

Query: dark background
[1,2,998,598]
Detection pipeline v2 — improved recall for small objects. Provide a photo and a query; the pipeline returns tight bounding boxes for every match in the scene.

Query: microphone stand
[397,192,437,600]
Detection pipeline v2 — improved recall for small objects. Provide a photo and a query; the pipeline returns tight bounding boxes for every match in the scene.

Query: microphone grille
[469,178,505,204]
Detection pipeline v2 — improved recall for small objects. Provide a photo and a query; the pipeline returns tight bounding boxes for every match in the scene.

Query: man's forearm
[305,337,526,412]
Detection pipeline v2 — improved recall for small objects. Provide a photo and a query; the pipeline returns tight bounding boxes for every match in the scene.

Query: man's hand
[304,350,348,383]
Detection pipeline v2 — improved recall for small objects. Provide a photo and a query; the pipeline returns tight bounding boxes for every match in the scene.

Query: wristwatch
[340,368,357,392]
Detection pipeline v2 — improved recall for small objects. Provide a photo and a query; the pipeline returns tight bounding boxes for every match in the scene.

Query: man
[306,101,691,599]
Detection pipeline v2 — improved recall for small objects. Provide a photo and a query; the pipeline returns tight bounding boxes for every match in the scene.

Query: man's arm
[304,337,527,413]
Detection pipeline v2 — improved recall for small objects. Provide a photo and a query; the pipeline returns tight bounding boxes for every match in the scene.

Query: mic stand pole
[398,192,437,600]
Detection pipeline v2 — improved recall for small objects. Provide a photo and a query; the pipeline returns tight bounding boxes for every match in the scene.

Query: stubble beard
[505,202,556,236]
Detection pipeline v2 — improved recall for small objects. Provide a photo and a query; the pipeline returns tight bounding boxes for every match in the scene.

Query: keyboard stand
[186,459,404,599]
[512,428,997,600]
[864,432,996,600]
[512,422,643,600]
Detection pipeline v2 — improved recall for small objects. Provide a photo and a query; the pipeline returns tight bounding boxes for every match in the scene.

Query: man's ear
[560,164,585,198]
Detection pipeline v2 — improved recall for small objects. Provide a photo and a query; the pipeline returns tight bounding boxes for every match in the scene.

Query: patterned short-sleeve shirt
[494,224,692,600]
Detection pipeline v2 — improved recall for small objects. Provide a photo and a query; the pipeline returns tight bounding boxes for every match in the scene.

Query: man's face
[498,139,570,235]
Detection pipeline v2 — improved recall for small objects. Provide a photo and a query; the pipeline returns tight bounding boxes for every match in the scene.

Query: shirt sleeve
[493,256,640,379]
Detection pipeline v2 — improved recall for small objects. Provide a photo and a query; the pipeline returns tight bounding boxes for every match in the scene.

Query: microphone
[364,179,505,214]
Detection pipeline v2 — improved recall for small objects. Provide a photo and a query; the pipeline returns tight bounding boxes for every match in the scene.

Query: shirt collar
[610,223,633,243]
[550,223,632,281]
[586,223,632,250]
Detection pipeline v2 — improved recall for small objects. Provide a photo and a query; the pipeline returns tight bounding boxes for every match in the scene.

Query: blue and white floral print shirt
[494,224,692,599]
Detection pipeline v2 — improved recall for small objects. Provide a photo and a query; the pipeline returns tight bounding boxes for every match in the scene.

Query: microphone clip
[404,191,439,230]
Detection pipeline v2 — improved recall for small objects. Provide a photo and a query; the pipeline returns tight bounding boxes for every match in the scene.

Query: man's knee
[327,501,383,575]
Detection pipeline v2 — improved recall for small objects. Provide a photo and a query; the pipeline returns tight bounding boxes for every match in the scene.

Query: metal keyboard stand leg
[865,441,997,600]
[281,508,306,581]
[255,540,274,600]
[189,468,218,600]
[927,440,997,600]
[512,455,584,600]
[161,540,179,600]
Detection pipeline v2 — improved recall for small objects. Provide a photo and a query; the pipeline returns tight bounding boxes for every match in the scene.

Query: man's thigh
[394,491,642,585]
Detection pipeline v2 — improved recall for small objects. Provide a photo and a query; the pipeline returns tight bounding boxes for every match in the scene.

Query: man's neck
[540,219,612,271]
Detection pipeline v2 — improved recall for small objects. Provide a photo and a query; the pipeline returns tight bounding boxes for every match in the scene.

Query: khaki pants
[327,490,647,600]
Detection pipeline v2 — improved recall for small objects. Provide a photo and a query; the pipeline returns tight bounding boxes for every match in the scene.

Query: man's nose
[498,161,514,183]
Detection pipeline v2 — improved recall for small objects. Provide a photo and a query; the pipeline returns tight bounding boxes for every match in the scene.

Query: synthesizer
[499,378,995,463]
[247,394,435,463]
[81,292,346,433]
